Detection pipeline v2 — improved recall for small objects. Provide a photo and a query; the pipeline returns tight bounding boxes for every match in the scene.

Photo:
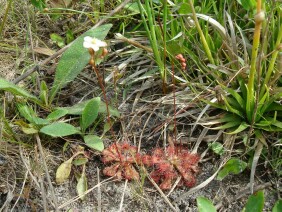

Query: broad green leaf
[40,122,80,137]
[47,108,68,121]
[50,33,65,48]
[56,157,73,184]
[73,158,88,166]
[77,171,87,200]
[58,99,120,117]
[243,190,264,212]
[31,0,46,11]
[236,0,256,10]
[0,78,38,102]
[196,197,216,212]
[226,122,249,134]
[50,24,112,100]
[273,199,282,212]
[16,103,50,125]
[209,142,224,155]
[217,158,247,181]
[81,97,100,132]
[103,122,112,135]
[83,135,104,151]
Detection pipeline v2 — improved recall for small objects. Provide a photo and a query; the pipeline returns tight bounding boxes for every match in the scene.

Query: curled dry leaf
[56,157,73,184]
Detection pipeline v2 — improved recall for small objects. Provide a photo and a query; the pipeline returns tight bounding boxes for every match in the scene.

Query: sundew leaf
[0,78,38,103]
[243,190,264,212]
[40,122,80,137]
[81,97,100,132]
[217,158,247,181]
[196,197,216,212]
[83,135,104,151]
[50,24,112,101]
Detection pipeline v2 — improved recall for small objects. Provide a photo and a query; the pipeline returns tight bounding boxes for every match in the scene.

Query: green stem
[188,0,215,65]
[0,0,12,38]
[246,0,263,123]
[260,21,282,98]
[137,0,165,81]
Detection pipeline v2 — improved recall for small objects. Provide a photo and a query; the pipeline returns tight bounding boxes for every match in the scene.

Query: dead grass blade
[118,179,128,212]
[250,140,264,193]
[174,159,227,202]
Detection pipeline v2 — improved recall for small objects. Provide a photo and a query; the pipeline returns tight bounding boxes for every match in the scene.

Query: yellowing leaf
[56,157,73,184]
[77,172,87,200]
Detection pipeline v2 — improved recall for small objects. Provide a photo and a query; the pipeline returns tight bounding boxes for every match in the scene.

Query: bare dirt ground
[0,1,281,211]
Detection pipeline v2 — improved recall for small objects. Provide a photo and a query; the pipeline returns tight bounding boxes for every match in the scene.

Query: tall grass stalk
[260,21,282,97]
[188,0,215,65]
[0,0,13,38]
[137,0,165,84]
[246,0,263,123]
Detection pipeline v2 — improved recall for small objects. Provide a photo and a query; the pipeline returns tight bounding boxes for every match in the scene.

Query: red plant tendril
[102,143,200,190]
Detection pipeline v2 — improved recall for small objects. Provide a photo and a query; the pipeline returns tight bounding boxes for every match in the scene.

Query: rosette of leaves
[144,145,200,190]
[101,143,141,180]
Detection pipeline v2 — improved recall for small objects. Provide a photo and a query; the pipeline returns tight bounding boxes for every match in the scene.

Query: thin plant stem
[171,62,177,147]
[0,0,12,38]
[137,0,165,83]
[188,0,215,65]
[260,21,282,97]
[246,0,263,123]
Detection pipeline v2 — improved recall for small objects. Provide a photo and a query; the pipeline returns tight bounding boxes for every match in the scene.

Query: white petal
[97,40,107,47]
[93,45,99,51]
[83,42,92,49]
[84,36,93,42]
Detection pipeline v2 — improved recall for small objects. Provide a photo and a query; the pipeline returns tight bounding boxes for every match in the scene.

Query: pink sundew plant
[102,143,200,190]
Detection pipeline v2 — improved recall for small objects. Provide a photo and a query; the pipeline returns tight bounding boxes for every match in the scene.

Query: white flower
[83,36,107,52]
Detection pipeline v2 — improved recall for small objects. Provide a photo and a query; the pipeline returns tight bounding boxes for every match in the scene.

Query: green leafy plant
[196,0,282,190]
[196,197,216,212]
[50,24,112,103]
[197,191,282,211]
[217,158,247,181]
[243,190,265,212]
